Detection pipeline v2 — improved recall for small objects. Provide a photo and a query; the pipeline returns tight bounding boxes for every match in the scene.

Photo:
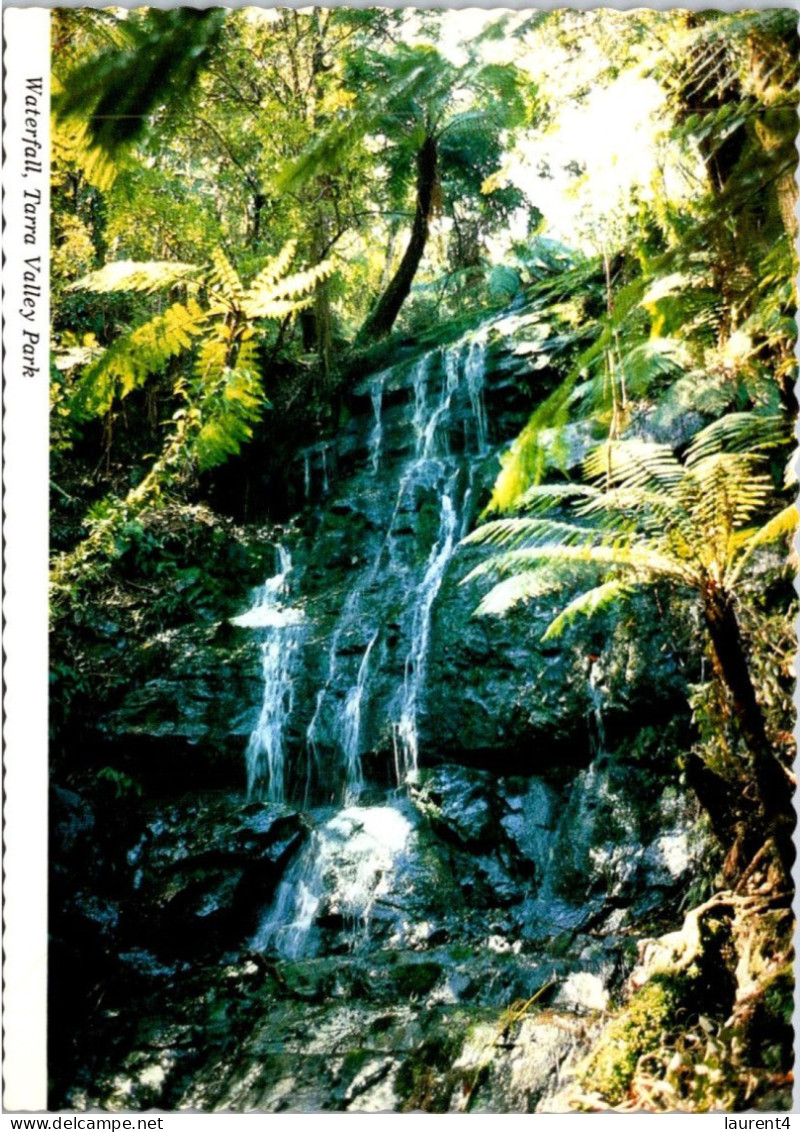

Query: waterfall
[464,335,489,454]
[252,805,412,958]
[393,474,460,784]
[340,630,380,802]
[232,547,304,802]
[242,332,490,804]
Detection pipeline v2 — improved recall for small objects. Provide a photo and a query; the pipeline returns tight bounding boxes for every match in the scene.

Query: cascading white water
[245,334,491,807]
[232,546,304,802]
[340,630,380,802]
[248,336,492,958]
[252,805,412,958]
[393,475,460,784]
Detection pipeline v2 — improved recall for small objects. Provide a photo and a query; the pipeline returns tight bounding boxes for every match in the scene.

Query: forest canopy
[48,7,798,1115]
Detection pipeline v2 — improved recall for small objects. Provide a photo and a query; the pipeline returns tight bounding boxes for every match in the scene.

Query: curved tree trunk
[703,591,794,878]
[358,134,438,342]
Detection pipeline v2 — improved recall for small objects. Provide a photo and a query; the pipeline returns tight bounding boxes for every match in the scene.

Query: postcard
[3,4,797,1118]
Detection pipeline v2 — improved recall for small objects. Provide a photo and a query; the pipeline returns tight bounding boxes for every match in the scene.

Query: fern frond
[245,260,335,314]
[52,109,119,192]
[728,503,799,584]
[583,440,684,494]
[685,413,792,461]
[209,247,245,306]
[69,260,201,295]
[486,370,579,511]
[245,241,298,297]
[70,299,207,418]
[473,570,552,616]
[463,516,598,552]
[518,482,602,513]
[541,580,634,641]
[245,297,315,321]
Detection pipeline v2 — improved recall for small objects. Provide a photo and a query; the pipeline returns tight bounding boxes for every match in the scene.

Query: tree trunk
[358,134,438,342]
[703,590,794,877]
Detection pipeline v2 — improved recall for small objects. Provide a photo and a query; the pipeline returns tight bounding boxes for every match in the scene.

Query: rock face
[51,304,721,1113]
[89,303,693,801]
[52,748,707,1112]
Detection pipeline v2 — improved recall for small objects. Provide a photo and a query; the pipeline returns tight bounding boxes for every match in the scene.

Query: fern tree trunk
[703,589,794,877]
[358,134,438,342]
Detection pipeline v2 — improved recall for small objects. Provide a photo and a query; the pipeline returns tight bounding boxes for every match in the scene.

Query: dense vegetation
[50,8,796,1113]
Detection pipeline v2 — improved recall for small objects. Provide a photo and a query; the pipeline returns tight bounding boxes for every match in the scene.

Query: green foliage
[468,433,796,627]
[580,977,685,1106]
[54,9,225,162]
[55,244,333,586]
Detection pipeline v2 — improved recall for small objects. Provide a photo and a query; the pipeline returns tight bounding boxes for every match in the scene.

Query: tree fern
[58,243,333,579]
[465,433,795,868]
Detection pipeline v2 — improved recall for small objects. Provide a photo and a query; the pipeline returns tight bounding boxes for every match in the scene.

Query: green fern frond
[685,413,792,461]
[70,299,207,418]
[583,440,684,494]
[729,503,798,584]
[69,260,201,295]
[473,570,554,616]
[209,247,245,306]
[486,371,579,511]
[245,241,298,297]
[477,542,691,582]
[519,482,603,513]
[246,260,335,312]
[464,516,598,552]
[244,297,315,321]
[542,579,633,641]
[194,335,229,388]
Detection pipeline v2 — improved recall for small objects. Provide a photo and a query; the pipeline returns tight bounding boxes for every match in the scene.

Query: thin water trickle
[303,451,311,501]
[341,630,380,802]
[393,474,461,783]
[234,547,304,802]
[370,385,383,473]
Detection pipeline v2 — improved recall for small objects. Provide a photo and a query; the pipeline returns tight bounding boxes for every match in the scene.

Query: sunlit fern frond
[208,247,245,307]
[485,372,579,512]
[470,541,691,589]
[541,579,635,640]
[245,241,298,298]
[728,503,799,586]
[518,482,603,514]
[583,439,684,494]
[70,298,207,418]
[463,516,599,552]
[688,453,773,532]
[69,260,201,295]
[51,97,119,192]
[194,333,229,389]
[247,261,335,314]
[685,412,793,461]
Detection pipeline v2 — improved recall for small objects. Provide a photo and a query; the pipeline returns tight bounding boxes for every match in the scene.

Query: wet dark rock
[50,305,732,1113]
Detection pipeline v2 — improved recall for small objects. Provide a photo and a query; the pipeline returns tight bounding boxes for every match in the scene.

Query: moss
[580,977,685,1106]
[394,961,443,999]
[395,1030,462,1112]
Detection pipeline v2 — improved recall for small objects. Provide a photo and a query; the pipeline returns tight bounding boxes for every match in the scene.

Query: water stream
[232,546,304,801]
[246,334,490,951]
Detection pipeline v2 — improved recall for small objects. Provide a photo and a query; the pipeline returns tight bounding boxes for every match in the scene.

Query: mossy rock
[394,961,443,999]
[579,976,685,1106]
[395,1030,462,1111]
